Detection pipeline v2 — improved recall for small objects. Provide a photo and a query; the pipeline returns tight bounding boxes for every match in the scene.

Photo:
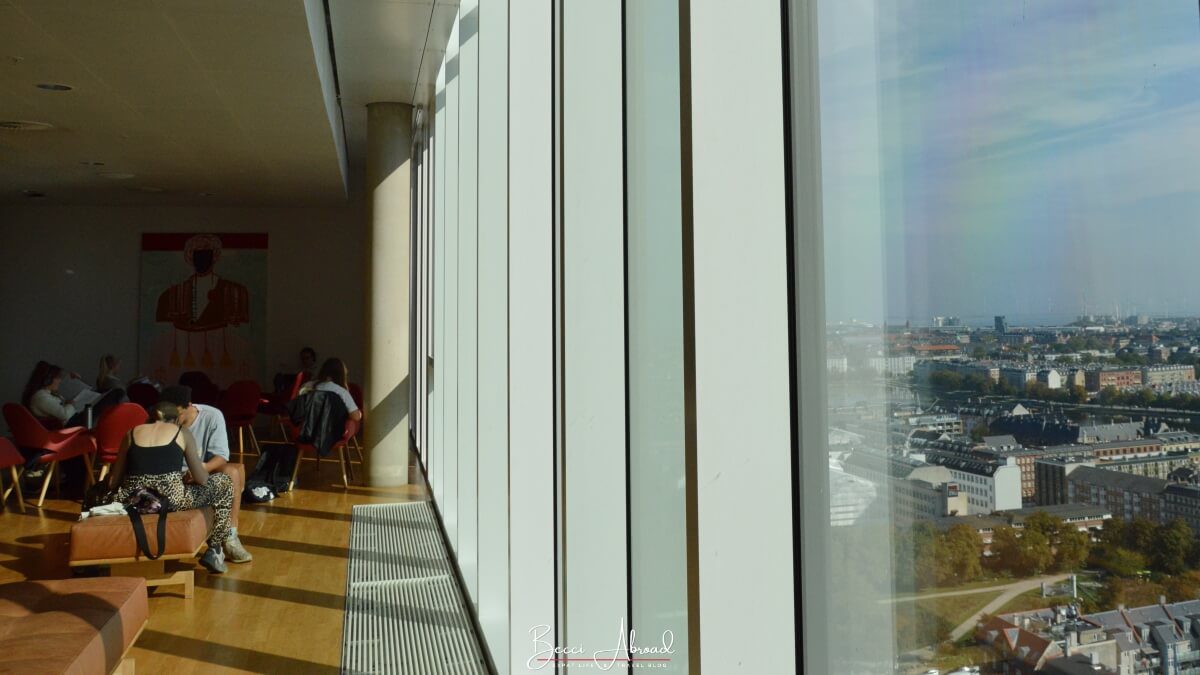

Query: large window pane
[809,1,1200,673]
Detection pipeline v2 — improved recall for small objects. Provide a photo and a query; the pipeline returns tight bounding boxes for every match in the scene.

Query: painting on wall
[138,233,268,388]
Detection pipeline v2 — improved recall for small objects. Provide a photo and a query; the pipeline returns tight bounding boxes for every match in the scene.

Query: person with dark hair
[158,385,252,564]
[22,361,74,423]
[107,399,235,574]
[299,347,317,379]
[300,357,362,422]
[22,361,121,427]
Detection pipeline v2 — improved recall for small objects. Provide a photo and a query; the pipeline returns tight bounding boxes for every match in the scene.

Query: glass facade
[409,0,1200,673]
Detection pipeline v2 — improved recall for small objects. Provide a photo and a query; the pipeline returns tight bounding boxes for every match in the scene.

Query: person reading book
[21,361,121,428]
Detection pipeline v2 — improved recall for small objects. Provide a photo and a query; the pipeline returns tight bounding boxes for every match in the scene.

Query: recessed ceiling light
[79,160,105,167]
[35,83,72,91]
[99,172,135,180]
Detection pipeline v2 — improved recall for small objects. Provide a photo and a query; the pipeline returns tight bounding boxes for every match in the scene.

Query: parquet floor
[0,453,427,674]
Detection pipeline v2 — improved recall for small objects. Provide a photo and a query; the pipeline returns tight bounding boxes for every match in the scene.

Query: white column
[365,101,414,487]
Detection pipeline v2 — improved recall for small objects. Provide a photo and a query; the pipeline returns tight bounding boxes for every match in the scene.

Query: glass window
[808,1,1200,672]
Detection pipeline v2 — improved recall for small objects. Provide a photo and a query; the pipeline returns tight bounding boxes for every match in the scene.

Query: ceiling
[329,0,458,171]
[0,0,457,207]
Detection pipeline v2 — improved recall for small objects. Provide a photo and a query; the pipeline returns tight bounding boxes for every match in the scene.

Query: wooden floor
[0,453,428,674]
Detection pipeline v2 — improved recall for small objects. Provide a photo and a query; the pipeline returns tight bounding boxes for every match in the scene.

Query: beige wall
[0,202,364,432]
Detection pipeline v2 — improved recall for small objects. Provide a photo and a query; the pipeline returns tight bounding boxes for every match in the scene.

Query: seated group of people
[14,350,363,575]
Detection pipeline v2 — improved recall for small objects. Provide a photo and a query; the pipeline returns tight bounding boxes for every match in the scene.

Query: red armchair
[89,403,148,482]
[2,404,97,507]
[0,438,26,513]
[220,380,262,464]
[287,418,359,491]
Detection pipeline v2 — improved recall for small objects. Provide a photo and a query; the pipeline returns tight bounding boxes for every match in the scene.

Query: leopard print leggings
[116,472,235,548]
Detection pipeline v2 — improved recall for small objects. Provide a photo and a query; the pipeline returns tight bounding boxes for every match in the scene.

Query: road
[946,573,1071,641]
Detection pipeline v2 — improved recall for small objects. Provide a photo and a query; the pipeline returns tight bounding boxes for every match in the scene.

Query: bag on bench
[124,487,173,560]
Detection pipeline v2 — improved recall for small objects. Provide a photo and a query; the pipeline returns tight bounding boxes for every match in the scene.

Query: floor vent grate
[343,502,486,674]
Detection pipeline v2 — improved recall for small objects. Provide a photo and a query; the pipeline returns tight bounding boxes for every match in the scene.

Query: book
[59,377,102,407]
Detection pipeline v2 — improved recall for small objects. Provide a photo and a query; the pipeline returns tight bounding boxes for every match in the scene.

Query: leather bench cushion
[70,507,214,563]
[0,577,148,675]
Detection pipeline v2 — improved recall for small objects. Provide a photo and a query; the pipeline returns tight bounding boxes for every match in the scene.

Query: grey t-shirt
[187,403,230,463]
[302,381,359,414]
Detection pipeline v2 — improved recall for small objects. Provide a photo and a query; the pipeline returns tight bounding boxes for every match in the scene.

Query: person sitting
[95,354,124,393]
[22,361,77,427]
[299,357,362,423]
[299,347,317,382]
[21,361,121,428]
[107,400,236,574]
[158,385,252,563]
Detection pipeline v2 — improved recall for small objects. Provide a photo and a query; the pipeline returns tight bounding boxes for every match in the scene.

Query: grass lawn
[893,577,1014,601]
[994,589,1074,616]
[895,591,1003,651]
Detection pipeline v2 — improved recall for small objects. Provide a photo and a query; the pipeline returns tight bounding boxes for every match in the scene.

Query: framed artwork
[139,233,268,388]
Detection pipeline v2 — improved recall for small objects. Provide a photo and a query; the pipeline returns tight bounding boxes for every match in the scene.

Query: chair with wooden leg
[2,404,97,507]
[0,438,27,513]
[288,418,359,490]
[219,380,262,464]
[347,383,366,465]
[89,403,148,482]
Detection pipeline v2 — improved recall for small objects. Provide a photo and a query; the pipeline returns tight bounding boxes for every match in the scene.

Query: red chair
[2,404,97,507]
[220,380,262,464]
[88,403,147,482]
[0,438,26,513]
[260,372,305,440]
[347,383,366,463]
[126,382,159,414]
[287,418,359,490]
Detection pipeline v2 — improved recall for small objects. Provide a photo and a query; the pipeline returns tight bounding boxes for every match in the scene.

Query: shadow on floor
[197,574,344,610]
[136,629,340,674]
[241,503,353,522]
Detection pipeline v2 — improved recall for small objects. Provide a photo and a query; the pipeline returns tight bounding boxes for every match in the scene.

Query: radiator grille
[343,502,486,674]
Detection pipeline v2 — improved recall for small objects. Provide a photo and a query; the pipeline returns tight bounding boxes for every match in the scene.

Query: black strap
[125,507,168,560]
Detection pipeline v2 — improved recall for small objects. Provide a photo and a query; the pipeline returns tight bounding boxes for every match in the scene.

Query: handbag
[82,478,116,511]
[123,487,174,560]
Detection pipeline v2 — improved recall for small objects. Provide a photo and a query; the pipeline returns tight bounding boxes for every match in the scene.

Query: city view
[829,314,1200,673]
[816,1,1200,673]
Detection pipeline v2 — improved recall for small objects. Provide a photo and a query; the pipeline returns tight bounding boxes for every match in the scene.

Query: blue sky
[819,1,1200,325]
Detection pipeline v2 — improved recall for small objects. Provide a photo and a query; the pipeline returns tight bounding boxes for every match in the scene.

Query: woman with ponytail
[107,399,236,574]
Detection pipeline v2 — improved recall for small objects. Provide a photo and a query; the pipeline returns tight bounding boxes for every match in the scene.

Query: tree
[939,525,983,585]
[1127,518,1158,552]
[1024,512,1061,539]
[1099,518,1126,551]
[1154,519,1194,575]
[970,422,990,443]
[929,371,962,391]
[1096,547,1147,578]
[990,525,1023,575]
[1019,529,1056,576]
[1055,527,1090,572]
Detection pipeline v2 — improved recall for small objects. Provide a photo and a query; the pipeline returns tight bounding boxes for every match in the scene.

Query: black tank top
[126,425,185,475]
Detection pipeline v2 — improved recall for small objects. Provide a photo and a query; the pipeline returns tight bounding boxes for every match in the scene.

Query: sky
[818,1,1200,326]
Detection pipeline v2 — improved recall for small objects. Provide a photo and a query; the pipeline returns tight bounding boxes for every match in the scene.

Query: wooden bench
[0,577,148,674]
[69,508,214,599]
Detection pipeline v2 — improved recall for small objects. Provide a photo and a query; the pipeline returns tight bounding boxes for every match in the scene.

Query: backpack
[245,444,298,502]
[123,487,173,560]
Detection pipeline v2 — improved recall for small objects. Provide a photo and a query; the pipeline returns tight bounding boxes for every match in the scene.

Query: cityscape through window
[813,1,1200,672]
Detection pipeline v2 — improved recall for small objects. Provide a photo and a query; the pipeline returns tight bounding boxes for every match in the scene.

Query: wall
[0,202,364,432]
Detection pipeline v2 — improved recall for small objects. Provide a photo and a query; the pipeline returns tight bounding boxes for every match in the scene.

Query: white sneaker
[224,529,253,563]
[200,545,227,574]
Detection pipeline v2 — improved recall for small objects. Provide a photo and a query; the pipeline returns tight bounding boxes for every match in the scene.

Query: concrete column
[364,102,414,486]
